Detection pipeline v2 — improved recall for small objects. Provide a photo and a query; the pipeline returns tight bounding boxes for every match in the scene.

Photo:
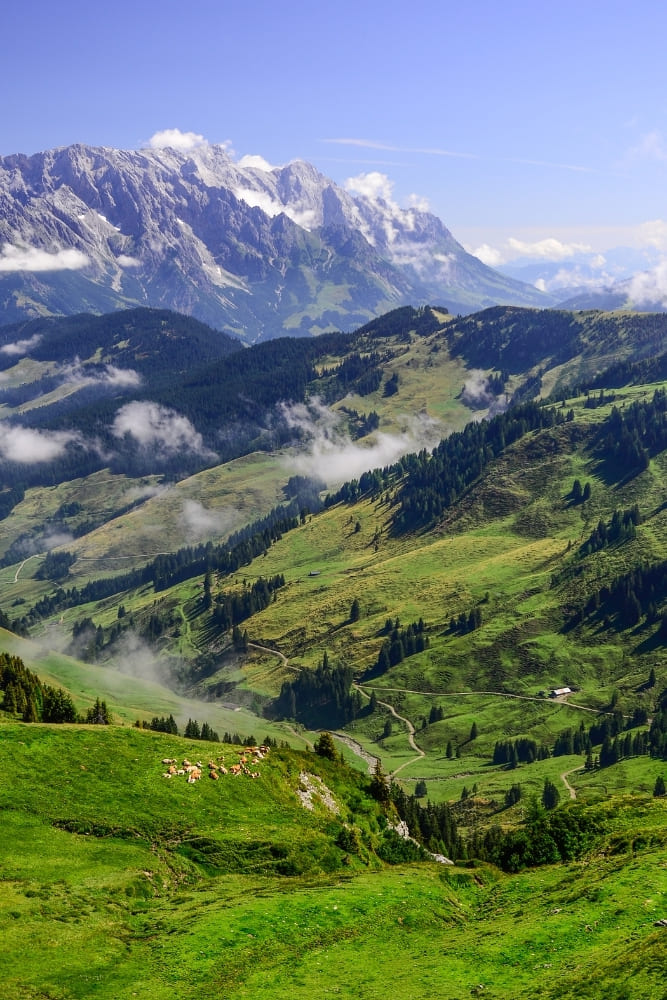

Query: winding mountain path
[247,641,289,667]
[243,645,594,786]
[355,683,425,778]
[367,684,607,717]
[560,766,581,800]
[13,554,38,582]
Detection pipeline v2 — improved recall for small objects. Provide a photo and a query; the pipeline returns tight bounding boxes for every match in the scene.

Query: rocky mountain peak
[0,142,550,340]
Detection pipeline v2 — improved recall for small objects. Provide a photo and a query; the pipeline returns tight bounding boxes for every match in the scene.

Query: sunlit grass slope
[0,722,665,1000]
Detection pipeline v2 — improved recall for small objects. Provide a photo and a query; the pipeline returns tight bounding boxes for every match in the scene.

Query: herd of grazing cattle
[161,746,269,784]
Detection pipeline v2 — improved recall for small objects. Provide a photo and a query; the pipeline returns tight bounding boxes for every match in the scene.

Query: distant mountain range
[499,244,667,312]
[0,143,550,341]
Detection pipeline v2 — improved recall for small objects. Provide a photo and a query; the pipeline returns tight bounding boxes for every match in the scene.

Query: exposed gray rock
[0,143,550,339]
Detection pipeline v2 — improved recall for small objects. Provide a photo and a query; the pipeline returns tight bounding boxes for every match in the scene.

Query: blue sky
[5,0,667,272]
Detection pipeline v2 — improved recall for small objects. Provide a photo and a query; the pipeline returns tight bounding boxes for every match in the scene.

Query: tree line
[596,387,666,476]
[18,499,308,629]
[579,505,640,558]
[0,652,110,724]
[271,652,362,728]
[567,560,667,634]
[210,574,285,631]
[365,618,429,678]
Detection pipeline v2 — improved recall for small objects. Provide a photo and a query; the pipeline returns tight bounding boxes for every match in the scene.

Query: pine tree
[541,777,560,810]
[314,731,337,761]
[370,759,390,802]
[23,694,39,723]
[653,775,666,797]
[185,718,201,739]
[85,697,110,725]
[203,571,213,611]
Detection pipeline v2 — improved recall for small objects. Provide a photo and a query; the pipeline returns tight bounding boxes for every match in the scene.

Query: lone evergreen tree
[542,777,560,810]
[314,731,338,761]
[350,597,360,622]
[653,775,666,797]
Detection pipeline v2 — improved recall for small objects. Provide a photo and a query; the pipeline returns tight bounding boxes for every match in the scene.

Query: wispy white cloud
[626,130,667,163]
[324,138,478,160]
[123,483,169,503]
[148,128,208,152]
[112,401,215,460]
[637,219,667,250]
[325,137,592,172]
[61,361,143,390]
[234,187,318,230]
[116,254,141,268]
[471,236,593,267]
[0,424,83,463]
[278,397,442,487]
[461,371,510,415]
[471,243,504,268]
[461,371,494,407]
[507,237,592,260]
[238,154,275,172]
[534,265,613,293]
[0,334,42,356]
[0,245,89,272]
[180,500,237,543]
[344,171,427,225]
[345,171,396,204]
[505,156,594,174]
[627,260,667,308]
[406,192,430,212]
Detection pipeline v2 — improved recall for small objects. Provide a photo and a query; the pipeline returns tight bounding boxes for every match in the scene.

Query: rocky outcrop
[0,143,549,339]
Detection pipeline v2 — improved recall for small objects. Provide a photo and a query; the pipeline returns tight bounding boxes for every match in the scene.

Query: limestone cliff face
[0,143,548,339]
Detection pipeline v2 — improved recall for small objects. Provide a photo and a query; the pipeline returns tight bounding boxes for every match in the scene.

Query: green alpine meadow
[0,304,665,998]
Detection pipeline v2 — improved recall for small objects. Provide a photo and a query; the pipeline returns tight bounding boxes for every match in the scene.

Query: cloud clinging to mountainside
[180,500,238,543]
[111,401,214,460]
[0,424,83,463]
[0,245,88,272]
[278,396,441,486]
[0,334,43,356]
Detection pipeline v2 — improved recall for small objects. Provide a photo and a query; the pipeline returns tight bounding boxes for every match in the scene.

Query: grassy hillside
[0,722,665,999]
[1,304,666,998]
[4,379,664,812]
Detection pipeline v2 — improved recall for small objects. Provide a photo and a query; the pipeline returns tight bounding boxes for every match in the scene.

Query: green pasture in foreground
[0,722,665,1000]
